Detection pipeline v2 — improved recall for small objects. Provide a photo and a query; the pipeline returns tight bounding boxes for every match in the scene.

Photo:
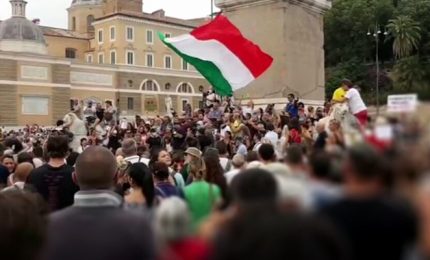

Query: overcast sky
[0,0,219,28]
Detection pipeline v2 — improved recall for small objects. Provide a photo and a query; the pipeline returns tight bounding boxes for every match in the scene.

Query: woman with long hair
[149,149,185,189]
[203,148,228,202]
[183,153,221,232]
[152,162,183,199]
[125,162,155,208]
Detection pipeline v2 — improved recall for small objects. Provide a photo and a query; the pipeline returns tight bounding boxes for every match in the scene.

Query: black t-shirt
[27,163,79,212]
[0,164,10,187]
[320,195,417,260]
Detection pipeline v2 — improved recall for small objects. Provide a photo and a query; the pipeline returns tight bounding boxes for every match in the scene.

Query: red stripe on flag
[190,15,273,78]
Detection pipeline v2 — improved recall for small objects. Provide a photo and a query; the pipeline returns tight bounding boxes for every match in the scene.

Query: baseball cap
[185,147,202,159]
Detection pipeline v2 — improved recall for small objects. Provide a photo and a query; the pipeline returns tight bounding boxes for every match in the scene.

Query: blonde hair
[189,157,206,181]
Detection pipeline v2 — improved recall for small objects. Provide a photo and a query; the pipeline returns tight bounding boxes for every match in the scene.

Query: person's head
[0,192,47,260]
[344,143,383,185]
[307,106,314,114]
[4,138,23,154]
[185,147,202,163]
[75,146,117,190]
[246,151,259,162]
[266,123,275,132]
[56,120,64,127]
[121,138,137,157]
[258,143,276,163]
[232,154,246,170]
[287,93,295,102]
[204,148,224,182]
[46,136,69,159]
[212,206,347,260]
[127,163,154,207]
[17,152,33,165]
[316,121,326,134]
[14,162,34,182]
[80,138,88,147]
[285,144,304,167]
[105,100,112,107]
[230,168,278,206]
[155,197,191,243]
[32,146,44,159]
[309,152,332,180]
[152,162,170,182]
[216,141,228,156]
[1,155,15,173]
[151,149,172,167]
[189,157,206,181]
[341,79,352,90]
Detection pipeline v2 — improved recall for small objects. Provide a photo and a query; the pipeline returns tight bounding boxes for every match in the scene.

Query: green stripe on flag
[158,32,234,97]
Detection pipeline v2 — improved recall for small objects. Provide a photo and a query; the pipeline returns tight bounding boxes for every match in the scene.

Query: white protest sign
[387,94,418,113]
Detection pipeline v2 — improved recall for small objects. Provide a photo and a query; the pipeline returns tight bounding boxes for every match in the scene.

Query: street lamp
[367,23,388,116]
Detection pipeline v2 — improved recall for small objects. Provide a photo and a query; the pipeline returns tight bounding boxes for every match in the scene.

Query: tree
[393,56,428,91]
[387,15,422,59]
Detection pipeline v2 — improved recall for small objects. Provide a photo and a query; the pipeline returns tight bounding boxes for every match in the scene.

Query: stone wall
[217,0,328,102]
[0,84,17,126]
[52,87,71,124]
[52,64,71,84]
[0,59,17,81]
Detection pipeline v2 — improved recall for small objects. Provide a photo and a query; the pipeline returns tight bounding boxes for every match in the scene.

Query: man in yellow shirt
[332,79,352,103]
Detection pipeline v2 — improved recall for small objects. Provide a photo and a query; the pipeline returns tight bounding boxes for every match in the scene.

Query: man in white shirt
[224,154,246,185]
[121,139,149,166]
[264,123,279,148]
[344,85,368,126]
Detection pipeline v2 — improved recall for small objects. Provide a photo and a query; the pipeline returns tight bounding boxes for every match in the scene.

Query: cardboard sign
[387,94,418,113]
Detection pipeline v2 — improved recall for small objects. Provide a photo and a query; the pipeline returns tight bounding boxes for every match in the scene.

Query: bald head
[14,162,34,182]
[75,146,117,190]
[122,139,137,157]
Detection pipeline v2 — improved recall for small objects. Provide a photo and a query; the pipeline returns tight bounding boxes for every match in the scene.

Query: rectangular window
[110,50,116,65]
[98,53,104,64]
[126,26,134,41]
[126,51,134,65]
[110,26,116,41]
[164,55,172,69]
[98,29,103,44]
[65,48,76,59]
[146,29,153,44]
[127,97,134,110]
[182,59,188,70]
[146,53,153,67]
[86,54,93,63]
[22,96,49,115]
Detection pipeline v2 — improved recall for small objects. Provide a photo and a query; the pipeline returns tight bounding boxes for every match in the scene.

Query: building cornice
[216,0,331,14]
[92,15,195,31]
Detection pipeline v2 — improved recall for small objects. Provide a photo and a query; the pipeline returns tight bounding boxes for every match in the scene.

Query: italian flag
[159,15,273,97]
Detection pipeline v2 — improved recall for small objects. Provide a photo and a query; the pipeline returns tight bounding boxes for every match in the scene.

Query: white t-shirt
[264,131,279,148]
[345,88,367,114]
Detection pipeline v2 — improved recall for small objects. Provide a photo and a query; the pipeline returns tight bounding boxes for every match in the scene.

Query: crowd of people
[0,81,430,260]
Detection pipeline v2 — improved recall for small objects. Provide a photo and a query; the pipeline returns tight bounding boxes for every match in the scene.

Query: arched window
[142,80,158,91]
[72,17,76,31]
[178,83,193,93]
[87,15,95,32]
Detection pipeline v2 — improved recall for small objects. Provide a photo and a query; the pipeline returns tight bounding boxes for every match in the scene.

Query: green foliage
[393,56,429,91]
[387,15,422,59]
[324,0,430,100]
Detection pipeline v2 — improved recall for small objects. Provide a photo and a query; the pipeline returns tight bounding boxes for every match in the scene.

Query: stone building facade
[0,0,209,126]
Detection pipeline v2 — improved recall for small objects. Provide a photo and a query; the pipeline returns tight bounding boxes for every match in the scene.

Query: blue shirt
[285,102,298,118]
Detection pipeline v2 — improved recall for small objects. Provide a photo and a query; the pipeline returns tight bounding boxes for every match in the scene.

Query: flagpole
[211,0,214,20]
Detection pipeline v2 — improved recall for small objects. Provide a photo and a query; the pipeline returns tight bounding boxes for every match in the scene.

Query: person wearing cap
[180,147,202,183]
